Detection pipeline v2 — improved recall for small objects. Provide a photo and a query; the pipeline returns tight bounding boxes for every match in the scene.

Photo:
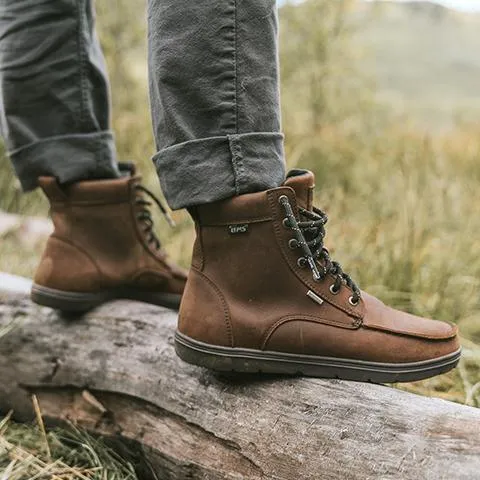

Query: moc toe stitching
[363,320,458,340]
[261,315,362,350]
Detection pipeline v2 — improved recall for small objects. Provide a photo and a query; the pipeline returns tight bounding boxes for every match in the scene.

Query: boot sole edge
[174,330,461,384]
[31,284,181,312]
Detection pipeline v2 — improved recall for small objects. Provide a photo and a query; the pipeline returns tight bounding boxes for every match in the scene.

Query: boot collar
[284,169,315,211]
[38,176,136,205]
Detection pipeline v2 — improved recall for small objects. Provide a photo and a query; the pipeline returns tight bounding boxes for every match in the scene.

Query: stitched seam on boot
[49,234,106,286]
[192,267,234,347]
[262,315,361,350]
[267,190,364,320]
[192,224,205,271]
[130,269,169,284]
[363,323,457,340]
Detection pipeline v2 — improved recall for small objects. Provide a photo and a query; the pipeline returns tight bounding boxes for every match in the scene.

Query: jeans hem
[153,132,285,210]
[10,131,120,191]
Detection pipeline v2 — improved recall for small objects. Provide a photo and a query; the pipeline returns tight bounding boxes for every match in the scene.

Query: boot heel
[31,284,110,312]
[174,331,241,372]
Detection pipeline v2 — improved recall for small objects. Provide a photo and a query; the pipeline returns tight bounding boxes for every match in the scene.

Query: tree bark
[0,283,479,480]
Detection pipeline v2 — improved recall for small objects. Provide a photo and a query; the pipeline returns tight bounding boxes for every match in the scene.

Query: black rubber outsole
[175,330,462,384]
[31,283,182,312]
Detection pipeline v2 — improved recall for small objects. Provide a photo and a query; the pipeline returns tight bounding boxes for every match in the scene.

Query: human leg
[147,0,460,381]
[0,0,120,190]
[0,0,186,310]
[148,0,285,210]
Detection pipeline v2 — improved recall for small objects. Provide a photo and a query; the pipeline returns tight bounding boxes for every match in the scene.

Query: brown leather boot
[176,169,461,383]
[31,165,187,312]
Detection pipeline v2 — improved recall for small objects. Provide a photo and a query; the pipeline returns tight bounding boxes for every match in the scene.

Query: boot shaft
[191,169,316,273]
[38,176,146,263]
[36,175,170,286]
[182,179,364,350]
[191,173,362,321]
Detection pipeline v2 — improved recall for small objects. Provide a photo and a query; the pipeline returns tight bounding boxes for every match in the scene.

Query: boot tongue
[283,169,315,211]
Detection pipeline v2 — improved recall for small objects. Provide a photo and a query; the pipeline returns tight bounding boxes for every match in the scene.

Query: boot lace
[279,195,361,306]
[134,184,175,250]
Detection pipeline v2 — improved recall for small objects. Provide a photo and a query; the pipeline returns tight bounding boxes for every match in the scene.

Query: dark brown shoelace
[134,184,175,250]
[279,195,361,305]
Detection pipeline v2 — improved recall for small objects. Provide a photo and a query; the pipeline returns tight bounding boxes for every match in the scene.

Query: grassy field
[1,0,480,477]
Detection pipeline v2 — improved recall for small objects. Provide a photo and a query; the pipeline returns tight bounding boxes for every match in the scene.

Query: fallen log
[0,281,479,480]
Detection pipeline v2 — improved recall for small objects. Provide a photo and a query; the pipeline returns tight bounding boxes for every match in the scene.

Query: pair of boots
[31,166,460,383]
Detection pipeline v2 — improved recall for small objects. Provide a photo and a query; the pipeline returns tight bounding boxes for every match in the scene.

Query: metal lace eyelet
[329,284,340,295]
[289,239,299,250]
[349,296,359,307]
[297,257,307,268]
[283,218,291,228]
[278,195,288,204]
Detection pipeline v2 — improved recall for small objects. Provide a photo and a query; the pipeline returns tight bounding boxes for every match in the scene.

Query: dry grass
[0,407,138,480]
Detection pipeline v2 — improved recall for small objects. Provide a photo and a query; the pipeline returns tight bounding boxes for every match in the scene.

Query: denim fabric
[148,0,285,209]
[0,0,285,208]
[0,0,120,191]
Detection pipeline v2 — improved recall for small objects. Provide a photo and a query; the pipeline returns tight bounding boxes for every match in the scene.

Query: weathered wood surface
[0,283,479,480]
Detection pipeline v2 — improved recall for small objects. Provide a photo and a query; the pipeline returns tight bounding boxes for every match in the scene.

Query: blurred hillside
[355,1,480,129]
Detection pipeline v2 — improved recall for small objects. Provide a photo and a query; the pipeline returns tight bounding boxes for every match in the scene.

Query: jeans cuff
[153,132,285,210]
[10,131,120,191]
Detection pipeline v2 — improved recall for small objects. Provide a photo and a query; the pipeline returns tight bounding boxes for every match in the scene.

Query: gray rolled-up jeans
[0,0,285,210]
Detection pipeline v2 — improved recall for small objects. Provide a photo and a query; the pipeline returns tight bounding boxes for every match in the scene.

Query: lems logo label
[228,224,249,235]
